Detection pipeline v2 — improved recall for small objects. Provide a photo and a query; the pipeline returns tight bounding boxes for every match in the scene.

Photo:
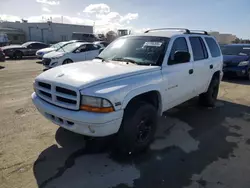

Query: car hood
[36,60,160,90]
[223,55,250,64]
[2,45,24,50]
[43,51,66,58]
[37,47,56,54]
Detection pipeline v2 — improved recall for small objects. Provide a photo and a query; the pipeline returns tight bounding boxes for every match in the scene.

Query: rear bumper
[32,92,123,137]
[223,66,249,77]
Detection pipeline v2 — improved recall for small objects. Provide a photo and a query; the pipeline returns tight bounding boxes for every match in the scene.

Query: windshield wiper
[112,57,138,64]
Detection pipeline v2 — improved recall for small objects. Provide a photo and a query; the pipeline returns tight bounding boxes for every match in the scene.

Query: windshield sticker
[143,42,162,47]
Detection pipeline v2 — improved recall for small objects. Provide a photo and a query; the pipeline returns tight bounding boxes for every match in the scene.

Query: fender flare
[121,84,163,115]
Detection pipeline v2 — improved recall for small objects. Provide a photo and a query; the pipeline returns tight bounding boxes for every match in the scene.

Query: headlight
[238,61,249,66]
[80,95,114,113]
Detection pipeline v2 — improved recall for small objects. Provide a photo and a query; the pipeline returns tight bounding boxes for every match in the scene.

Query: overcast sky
[0,0,250,38]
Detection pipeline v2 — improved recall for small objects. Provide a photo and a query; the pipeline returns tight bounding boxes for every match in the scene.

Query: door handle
[189,69,194,74]
[210,65,213,69]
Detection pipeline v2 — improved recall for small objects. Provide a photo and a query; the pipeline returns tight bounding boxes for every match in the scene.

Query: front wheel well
[125,91,162,115]
[212,71,220,80]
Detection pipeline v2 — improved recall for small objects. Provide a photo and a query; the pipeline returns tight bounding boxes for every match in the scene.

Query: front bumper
[223,66,249,77]
[32,93,123,137]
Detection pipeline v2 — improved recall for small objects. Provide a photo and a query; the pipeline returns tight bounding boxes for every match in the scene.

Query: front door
[161,37,195,111]
[71,44,87,62]
[85,44,100,60]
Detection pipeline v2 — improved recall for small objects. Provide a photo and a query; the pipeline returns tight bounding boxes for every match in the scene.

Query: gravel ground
[0,59,250,188]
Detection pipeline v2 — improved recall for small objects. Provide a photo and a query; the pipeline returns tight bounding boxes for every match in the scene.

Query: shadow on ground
[0,66,5,70]
[223,77,250,86]
[6,56,38,61]
[33,99,250,188]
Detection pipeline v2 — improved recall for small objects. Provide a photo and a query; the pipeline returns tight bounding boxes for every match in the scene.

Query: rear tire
[62,59,73,64]
[199,77,220,107]
[115,101,158,154]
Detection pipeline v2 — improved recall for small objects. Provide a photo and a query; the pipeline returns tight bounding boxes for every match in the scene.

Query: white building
[0,21,93,43]
[209,31,237,44]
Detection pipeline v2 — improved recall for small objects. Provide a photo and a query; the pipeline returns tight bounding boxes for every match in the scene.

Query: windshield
[98,36,169,65]
[51,42,67,49]
[221,45,250,56]
[21,42,32,47]
[57,43,81,53]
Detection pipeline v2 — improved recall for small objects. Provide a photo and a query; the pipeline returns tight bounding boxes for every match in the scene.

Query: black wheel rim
[136,116,153,144]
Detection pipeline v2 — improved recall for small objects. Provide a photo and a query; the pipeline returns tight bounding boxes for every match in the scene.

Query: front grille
[56,86,77,96]
[43,58,51,65]
[35,81,80,110]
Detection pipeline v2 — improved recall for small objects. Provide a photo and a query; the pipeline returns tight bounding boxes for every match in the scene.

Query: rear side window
[205,37,221,57]
[168,37,189,65]
[189,37,208,61]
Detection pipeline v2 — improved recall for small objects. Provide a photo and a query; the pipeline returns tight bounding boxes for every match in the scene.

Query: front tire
[62,59,73,65]
[13,51,23,59]
[115,101,157,154]
[199,77,220,107]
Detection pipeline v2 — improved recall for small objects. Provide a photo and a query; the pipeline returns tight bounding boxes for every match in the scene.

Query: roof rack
[189,30,209,35]
[144,28,209,35]
[145,28,191,34]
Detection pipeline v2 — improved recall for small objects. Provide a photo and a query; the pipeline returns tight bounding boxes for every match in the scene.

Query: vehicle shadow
[36,60,43,64]
[0,66,5,70]
[6,56,38,61]
[222,77,250,86]
[33,99,250,188]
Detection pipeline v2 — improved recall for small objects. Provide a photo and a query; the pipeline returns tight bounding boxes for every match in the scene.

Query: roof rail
[189,30,209,35]
[145,28,191,34]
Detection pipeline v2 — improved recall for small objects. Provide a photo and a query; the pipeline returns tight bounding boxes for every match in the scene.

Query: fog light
[242,70,246,74]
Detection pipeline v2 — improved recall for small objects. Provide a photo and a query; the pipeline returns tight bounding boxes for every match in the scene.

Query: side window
[205,37,221,57]
[168,37,189,65]
[86,44,99,51]
[29,43,43,49]
[189,37,208,61]
[78,45,87,52]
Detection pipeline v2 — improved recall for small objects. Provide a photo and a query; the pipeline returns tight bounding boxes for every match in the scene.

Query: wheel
[62,59,73,65]
[199,77,220,107]
[246,69,250,80]
[13,51,23,59]
[115,101,158,154]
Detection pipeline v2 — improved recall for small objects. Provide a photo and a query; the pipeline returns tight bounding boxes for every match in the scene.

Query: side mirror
[173,51,190,63]
[99,48,104,54]
[75,49,81,53]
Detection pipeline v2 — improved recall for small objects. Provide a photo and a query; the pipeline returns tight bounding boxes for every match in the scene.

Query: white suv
[32,28,223,153]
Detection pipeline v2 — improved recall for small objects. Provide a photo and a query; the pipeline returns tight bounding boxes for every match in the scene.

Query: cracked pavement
[1,59,250,188]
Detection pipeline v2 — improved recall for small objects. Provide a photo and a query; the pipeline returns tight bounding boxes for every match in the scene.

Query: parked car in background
[221,44,250,80]
[36,41,76,59]
[2,41,49,59]
[32,28,223,153]
[0,48,5,62]
[93,41,109,48]
[72,32,99,42]
[42,42,101,69]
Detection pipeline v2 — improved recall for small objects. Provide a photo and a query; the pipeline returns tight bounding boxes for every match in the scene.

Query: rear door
[188,36,210,94]
[162,37,195,110]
